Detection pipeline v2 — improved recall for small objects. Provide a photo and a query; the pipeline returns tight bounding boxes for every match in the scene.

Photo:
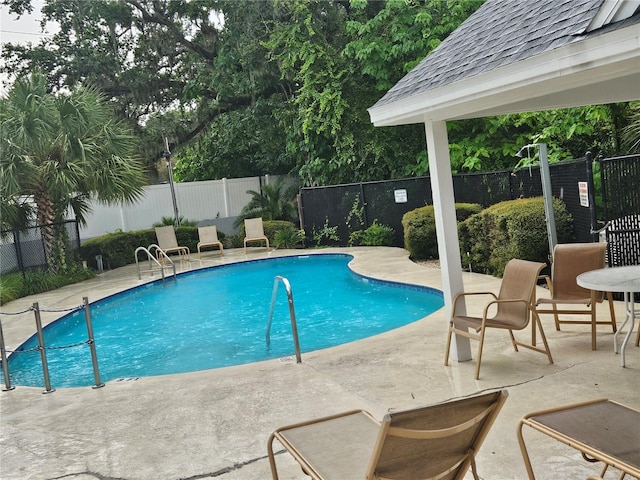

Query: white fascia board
[587,0,639,31]
[368,24,640,126]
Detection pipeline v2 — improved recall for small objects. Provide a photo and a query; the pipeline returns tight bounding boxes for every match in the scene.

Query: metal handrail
[135,245,176,281]
[0,320,15,391]
[266,276,302,363]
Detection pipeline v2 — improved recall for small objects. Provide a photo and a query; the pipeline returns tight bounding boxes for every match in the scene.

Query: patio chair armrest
[538,274,553,297]
[486,298,529,306]
[452,291,497,317]
[482,298,529,318]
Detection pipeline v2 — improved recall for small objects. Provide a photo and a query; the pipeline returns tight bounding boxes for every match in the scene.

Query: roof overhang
[368,24,640,126]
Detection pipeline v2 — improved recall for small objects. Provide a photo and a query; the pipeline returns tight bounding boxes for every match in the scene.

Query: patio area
[0,246,638,480]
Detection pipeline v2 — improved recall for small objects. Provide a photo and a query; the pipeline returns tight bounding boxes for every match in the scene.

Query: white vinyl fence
[79,175,289,240]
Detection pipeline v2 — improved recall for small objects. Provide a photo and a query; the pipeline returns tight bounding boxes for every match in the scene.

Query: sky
[0,0,54,94]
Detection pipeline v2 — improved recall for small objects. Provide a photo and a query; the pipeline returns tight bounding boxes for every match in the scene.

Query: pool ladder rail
[266,276,302,364]
[135,245,177,281]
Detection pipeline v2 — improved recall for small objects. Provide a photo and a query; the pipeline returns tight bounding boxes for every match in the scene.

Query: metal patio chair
[268,389,508,480]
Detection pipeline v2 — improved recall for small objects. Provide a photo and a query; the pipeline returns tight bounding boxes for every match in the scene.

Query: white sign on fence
[578,181,589,207]
[394,189,408,203]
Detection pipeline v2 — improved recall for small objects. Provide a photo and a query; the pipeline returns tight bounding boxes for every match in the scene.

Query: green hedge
[226,220,298,248]
[459,197,573,276]
[80,227,203,270]
[80,221,295,270]
[261,220,296,241]
[402,203,483,260]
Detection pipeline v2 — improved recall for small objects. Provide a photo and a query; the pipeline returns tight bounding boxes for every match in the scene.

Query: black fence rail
[300,156,617,249]
[0,220,82,276]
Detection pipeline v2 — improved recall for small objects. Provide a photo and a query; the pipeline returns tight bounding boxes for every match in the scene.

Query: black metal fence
[300,156,619,248]
[600,154,640,267]
[0,220,82,276]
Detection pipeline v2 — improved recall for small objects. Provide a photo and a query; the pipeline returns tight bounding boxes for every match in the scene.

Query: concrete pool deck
[0,247,638,480]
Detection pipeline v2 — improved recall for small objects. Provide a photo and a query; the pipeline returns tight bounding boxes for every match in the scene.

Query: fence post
[13,229,25,278]
[82,297,105,389]
[359,183,369,229]
[585,152,599,242]
[222,178,230,217]
[33,302,55,394]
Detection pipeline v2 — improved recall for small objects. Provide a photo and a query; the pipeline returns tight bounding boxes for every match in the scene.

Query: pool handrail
[266,276,302,364]
[135,245,176,281]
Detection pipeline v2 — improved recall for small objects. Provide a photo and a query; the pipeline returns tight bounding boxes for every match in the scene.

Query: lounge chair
[268,389,508,480]
[518,398,640,480]
[243,217,269,254]
[154,226,190,261]
[536,243,616,350]
[445,259,553,379]
[197,225,223,259]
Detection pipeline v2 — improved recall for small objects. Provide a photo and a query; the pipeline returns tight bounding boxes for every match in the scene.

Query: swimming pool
[5,254,443,388]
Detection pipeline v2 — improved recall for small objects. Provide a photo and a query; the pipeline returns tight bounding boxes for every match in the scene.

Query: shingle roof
[372,0,637,109]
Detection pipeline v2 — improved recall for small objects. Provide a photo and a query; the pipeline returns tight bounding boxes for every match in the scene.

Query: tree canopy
[2,0,638,188]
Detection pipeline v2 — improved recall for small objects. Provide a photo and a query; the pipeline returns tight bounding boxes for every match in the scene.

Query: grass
[0,268,96,305]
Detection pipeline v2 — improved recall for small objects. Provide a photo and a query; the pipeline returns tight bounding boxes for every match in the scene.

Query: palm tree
[234,178,298,227]
[0,72,146,273]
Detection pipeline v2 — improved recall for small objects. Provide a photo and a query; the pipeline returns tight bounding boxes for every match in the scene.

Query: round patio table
[577,265,640,367]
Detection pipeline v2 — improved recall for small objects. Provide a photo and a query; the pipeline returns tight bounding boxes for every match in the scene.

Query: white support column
[424,119,472,361]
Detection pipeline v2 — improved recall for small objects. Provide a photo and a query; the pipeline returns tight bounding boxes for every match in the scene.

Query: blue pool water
[5,254,443,388]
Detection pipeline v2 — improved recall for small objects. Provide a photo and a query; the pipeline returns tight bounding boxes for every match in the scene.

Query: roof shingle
[372,0,614,108]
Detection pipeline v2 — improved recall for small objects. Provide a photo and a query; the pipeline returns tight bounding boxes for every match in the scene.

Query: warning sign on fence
[578,182,589,207]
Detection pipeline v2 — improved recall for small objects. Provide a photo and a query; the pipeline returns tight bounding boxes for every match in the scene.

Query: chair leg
[444,325,453,366]
[534,313,554,364]
[267,434,281,480]
[508,329,519,352]
[474,328,486,380]
[607,293,617,333]
[590,297,597,351]
[553,304,560,331]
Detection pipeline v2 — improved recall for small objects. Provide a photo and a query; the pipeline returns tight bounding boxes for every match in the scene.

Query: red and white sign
[578,182,589,207]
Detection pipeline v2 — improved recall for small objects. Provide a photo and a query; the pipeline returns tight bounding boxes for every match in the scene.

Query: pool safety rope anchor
[0,297,105,393]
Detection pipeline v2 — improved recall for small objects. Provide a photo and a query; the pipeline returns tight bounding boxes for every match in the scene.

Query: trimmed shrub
[80,227,205,270]
[262,220,296,242]
[237,219,297,247]
[459,197,573,276]
[349,220,395,247]
[273,224,305,249]
[402,203,482,260]
[362,221,395,246]
[82,230,158,269]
